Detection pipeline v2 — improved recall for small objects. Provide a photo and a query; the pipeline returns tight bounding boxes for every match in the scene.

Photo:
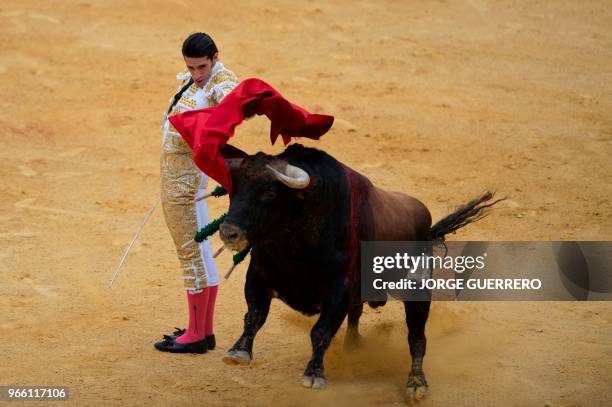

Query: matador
[155,32,238,354]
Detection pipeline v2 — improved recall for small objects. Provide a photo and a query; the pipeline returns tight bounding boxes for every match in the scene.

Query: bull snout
[219,222,248,250]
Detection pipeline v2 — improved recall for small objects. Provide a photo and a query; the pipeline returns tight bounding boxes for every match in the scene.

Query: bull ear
[225,158,244,172]
[266,162,310,189]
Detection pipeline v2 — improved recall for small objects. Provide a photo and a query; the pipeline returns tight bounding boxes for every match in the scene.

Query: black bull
[218,144,499,400]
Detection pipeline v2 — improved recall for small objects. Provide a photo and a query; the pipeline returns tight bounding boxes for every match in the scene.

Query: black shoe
[163,328,215,350]
[154,337,207,354]
[206,334,216,350]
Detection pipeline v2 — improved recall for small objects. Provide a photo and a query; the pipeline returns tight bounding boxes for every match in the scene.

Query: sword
[107,198,160,288]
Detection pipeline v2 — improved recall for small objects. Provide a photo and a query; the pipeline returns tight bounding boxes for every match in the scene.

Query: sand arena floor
[1,1,611,405]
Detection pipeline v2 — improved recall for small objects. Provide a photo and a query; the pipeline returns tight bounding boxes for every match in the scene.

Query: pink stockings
[175,285,218,344]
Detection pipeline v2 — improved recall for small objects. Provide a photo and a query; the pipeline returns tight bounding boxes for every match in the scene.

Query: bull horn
[266,163,310,189]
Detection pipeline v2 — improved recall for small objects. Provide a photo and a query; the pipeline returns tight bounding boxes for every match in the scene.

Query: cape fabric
[168,78,335,195]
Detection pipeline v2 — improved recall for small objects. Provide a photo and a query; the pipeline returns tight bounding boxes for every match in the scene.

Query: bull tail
[430,191,505,241]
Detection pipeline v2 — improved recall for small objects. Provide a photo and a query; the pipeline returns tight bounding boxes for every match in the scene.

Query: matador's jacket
[161,61,238,291]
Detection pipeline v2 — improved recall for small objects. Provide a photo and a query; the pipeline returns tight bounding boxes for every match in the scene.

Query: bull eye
[260,190,276,202]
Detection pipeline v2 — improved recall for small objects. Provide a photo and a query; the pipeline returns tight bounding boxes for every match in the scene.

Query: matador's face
[184,53,218,88]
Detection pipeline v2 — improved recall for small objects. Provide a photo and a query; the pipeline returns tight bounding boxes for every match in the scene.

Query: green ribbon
[209,185,227,198]
[233,246,251,265]
[194,213,228,242]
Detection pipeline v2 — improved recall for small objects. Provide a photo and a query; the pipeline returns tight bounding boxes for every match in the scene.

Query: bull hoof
[221,349,252,366]
[404,371,428,402]
[300,375,326,390]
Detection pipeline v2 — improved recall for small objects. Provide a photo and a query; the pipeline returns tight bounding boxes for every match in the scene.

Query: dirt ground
[1,0,611,405]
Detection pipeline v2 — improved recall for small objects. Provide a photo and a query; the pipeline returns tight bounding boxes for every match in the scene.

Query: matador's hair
[182,32,218,59]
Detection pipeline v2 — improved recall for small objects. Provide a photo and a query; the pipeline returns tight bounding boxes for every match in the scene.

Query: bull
[218,143,499,401]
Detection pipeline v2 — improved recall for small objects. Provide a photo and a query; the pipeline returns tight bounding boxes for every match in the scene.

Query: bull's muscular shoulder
[369,187,432,240]
[281,144,431,240]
